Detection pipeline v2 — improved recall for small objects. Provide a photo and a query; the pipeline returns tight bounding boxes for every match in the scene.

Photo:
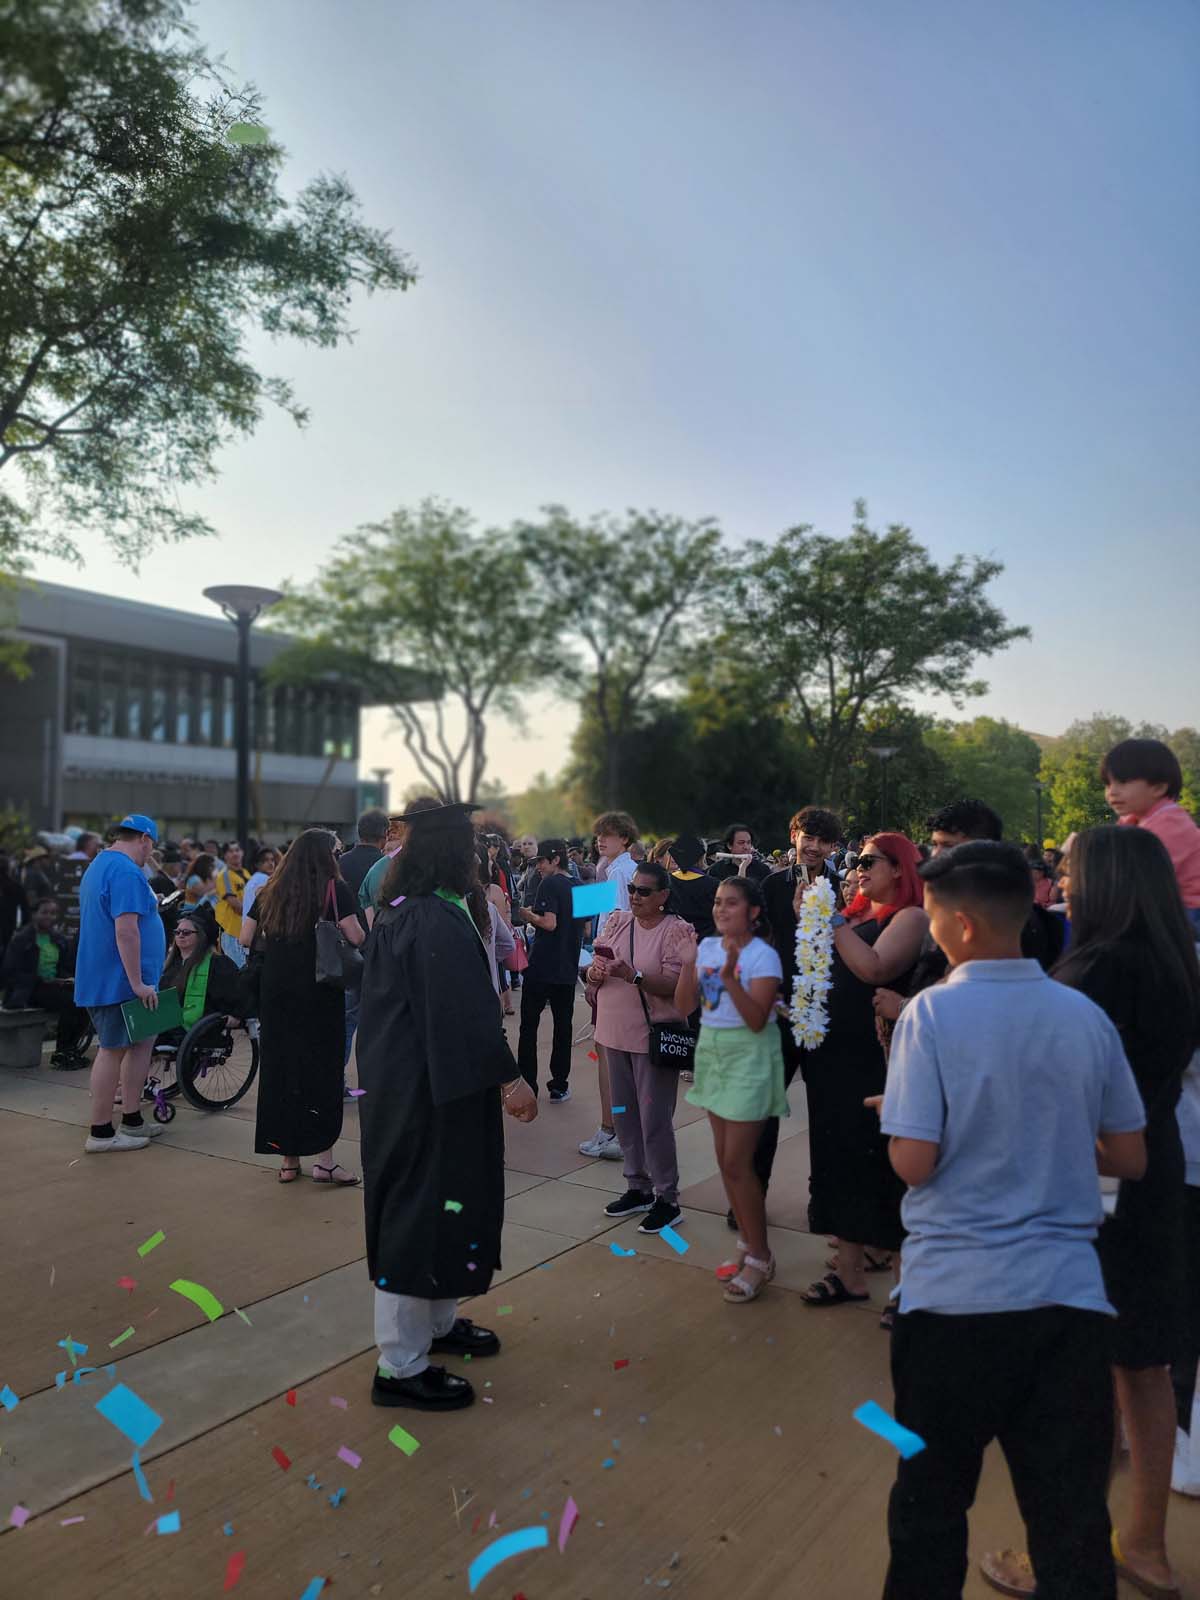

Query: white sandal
[716,1239,748,1283]
[723,1253,775,1304]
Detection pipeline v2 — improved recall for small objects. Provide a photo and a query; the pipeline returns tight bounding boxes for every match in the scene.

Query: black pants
[883,1307,1115,1600]
[752,1016,802,1192]
[517,978,576,1094]
[31,982,89,1056]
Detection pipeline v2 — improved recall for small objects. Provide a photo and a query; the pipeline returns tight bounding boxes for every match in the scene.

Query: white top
[694,936,782,1029]
[242,870,270,918]
[597,850,638,912]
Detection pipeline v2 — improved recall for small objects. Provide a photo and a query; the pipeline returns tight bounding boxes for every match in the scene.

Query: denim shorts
[87,1002,130,1049]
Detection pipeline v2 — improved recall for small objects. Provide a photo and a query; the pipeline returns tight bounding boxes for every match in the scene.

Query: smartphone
[594,944,615,959]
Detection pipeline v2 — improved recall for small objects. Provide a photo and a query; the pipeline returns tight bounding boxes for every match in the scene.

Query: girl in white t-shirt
[675,877,787,1303]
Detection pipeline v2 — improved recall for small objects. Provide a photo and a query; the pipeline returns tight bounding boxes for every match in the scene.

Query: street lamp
[203,585,284,847]
[371,767,392,814]
[1032,778,1047,846]
[867,745,899,831]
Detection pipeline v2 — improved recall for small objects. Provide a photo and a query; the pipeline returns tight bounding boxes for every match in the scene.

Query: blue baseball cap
[117,813,159,842]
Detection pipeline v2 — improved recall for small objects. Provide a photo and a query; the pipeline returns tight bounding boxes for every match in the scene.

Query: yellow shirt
[214,866,249,938]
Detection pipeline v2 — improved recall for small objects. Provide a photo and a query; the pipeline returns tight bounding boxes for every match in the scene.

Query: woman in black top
[241,829,365,1185]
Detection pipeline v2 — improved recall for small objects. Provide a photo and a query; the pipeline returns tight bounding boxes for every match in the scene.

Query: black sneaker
[639,1198,683,1235]
[604,1188,653,1218]
[548,1085,571,1103]
[430,1317,501,1358]
[371,1364,474,1410]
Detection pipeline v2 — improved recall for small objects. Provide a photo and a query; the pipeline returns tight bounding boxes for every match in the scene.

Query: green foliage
[723,501,1029,808]
[0,0,414,569]
[924,716,1044,839]
[508,772,592,841]
[1038,713,1200,836]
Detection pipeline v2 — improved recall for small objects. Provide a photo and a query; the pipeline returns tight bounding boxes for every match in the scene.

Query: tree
[271,501,561,802]
[1036,712,1200,836]
[516,505,726,804]
[0,0,413,571]
[924,716,1044,839]
[723,502,1029,809]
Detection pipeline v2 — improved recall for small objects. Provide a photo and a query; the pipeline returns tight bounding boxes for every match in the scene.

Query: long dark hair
[1055,826,1200,1050]
[162,908,219,993]
[715,874,774,948]
[253,828,341,939]
[383,814,489,937]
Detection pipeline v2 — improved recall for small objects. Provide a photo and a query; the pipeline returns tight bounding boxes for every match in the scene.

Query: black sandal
[879,1303,897,1332]
[801,1272,870,1307]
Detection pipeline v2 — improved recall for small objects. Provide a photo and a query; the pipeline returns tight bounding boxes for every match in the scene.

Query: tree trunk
[603,733,621,807]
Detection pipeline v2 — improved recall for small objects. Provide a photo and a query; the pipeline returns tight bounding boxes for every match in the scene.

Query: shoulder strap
[322,877,337,921]
[629,919,653,1026]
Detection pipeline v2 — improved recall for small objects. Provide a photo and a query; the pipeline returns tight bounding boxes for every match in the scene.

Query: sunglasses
[628,884,660,897]
[856,854,891,872]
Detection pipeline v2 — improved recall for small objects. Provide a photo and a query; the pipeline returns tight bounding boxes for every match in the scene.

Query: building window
[220,674,235,747]
[125,658,145,740]
[174,667,192,744]
[69,649,98,734]
[98,654,122,737]
[198,671,214,745]
[150,663,170,742]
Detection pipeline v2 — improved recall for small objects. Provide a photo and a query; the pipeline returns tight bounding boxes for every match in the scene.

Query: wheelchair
[142,1014,260,1122]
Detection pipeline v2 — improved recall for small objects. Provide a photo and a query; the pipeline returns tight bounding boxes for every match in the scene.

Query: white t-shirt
[242,870,270,918]
[694,936,782,1029]
[597,851,638,912]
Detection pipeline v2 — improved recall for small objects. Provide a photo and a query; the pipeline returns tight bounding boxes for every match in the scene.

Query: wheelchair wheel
[177,1014,259,1111]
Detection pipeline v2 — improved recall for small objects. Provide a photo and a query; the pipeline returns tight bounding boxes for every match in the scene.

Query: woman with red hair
[801,832,928,1317]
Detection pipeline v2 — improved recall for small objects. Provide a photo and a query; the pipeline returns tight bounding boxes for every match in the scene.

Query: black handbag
[315,879,364,991]
[630,921,697,1072]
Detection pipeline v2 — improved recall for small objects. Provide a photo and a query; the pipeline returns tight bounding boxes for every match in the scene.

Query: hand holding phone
[594,944,615,959]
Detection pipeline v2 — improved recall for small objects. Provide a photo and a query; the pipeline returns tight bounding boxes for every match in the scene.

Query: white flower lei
[791,874,837,1050]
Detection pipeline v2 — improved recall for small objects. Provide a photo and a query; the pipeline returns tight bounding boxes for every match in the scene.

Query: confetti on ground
[0,1385,18,1411]
[109,1327,134,1349]
[286,1390,297,1406]
[601,1457,616,1469]
[223,1550,246,1590]
[234,1308,253,1326]
[328,1488,346,1508]
[165,1479,175,1501]
[388,1424,420,1456]
[659,1226,689,1255]
[95,1384,162,1449]
[773,1425,783,1437]
[497,1306,513,1316]
[297,1579,326,1600]
[609,1243,637,1257]
[156,1510,180,1535]
[467,1526,549,1593]
[60,1516,86,1526]
[337,1447,361,1469]
[131,1451,153,1502]
[557,1495,579,1552]
[223,1523,234,1536]
[444,1199,463,1213]
[169,1278,224,1322]
[853,1400,926,1459]
[137,1231,166,1257]
[328,1396,348,1410]
[613,1359,630,1371]
[271,1446,292,1471]
[49,1266,55,1287]
[10,1505,30,1528]
[57,1335,87,1366]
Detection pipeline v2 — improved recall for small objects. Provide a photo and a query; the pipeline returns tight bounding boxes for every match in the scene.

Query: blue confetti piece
[601,1457,616,1469]
[54,1371,67,1389]
[659,1225,689,1255]
[131,1451,153,1502]
[853,1400,926,1459]
[467,1526,549,1594]
[571,881,618,918]
[0,1384,18,1411]
[328,1487,346,1508]
[610,1243,637,1257]
[298,1581,326,1600]
[520,1487,533,1500]
[611,1105,626,1113]
[223,1523,234,1536]
[95,1383,162,1449]
[155,1510,180,1535]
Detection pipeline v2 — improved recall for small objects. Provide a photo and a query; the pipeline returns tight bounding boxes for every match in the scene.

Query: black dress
[804,919,912,1251]
[253,877,356,1157]
[357,895,515,1299]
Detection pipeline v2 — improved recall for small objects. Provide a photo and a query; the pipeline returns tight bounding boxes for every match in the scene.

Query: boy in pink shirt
[1102,739,1200,924]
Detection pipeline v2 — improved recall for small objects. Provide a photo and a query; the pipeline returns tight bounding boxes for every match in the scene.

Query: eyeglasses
[176,930,197,938]
[628,884,660,897]
[856,854,890,871]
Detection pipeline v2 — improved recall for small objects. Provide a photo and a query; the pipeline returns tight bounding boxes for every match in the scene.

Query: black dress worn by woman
[253,877,356,1157]
[804,919,913,1252]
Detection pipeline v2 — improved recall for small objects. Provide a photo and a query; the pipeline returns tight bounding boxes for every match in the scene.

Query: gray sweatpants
[607,1047,680,1203]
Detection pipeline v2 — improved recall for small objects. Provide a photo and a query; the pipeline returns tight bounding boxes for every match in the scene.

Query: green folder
[121,987,183,1043]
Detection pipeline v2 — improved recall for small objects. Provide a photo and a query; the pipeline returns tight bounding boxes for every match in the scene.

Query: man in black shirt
[515,839,583,1102]
[709,823,773,886]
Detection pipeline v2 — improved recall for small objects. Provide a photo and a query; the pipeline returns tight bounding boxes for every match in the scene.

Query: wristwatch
[633,970,645,987]
[831,912,847,929]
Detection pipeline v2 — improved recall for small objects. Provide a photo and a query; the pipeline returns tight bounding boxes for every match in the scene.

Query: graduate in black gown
[357,802,538,1412]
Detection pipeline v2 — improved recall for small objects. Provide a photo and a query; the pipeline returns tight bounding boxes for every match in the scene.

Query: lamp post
[867,745,899,831]
[371,767,392,814]
[203,586,283,847]
[1032,778,1046,847]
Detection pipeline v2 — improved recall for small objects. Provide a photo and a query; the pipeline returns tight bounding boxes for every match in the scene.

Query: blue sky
[36,0,1200,792]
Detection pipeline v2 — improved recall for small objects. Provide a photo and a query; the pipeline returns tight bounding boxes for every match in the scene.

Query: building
[4,581,369,840]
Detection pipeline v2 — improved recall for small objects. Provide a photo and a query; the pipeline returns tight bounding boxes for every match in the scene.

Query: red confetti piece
[587,1050,598,1061]
[271,1446,291,1471]
[223,1550,246,1591]
[165,1479,175,1501]
[117,1276,137,1293]
[613,1359,629,1371]
[286,1390,297,1406]
[471,1515,482,1534]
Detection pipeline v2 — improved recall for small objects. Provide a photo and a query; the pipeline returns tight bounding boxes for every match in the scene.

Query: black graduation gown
[357,895,516,1299]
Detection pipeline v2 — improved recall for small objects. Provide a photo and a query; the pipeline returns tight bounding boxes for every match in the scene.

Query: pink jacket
[1119,800,1200,909]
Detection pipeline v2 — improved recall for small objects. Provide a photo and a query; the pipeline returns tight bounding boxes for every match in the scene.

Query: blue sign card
[571,880,618,919]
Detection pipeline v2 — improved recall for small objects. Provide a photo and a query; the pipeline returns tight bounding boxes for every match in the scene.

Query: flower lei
[791,874,836,1050]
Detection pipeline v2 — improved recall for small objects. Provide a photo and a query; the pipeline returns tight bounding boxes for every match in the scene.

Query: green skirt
[686,1023,790,1122]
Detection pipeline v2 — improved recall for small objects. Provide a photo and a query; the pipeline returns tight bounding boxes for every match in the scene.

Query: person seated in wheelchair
[1,896,91,1069]
[157,906,245,1047]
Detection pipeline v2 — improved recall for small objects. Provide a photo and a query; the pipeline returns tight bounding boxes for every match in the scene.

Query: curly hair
[789,806,842,843]
[382,812,489,936]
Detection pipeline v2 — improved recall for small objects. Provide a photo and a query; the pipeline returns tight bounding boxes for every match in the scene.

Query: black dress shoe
[430,1317,501,1358]
[371,1364,474,1410]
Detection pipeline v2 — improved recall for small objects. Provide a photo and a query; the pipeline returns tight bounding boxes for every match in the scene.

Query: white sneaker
[124,1120,165,1138]
[85,1129,150,1153]
[578,1127,623,1160]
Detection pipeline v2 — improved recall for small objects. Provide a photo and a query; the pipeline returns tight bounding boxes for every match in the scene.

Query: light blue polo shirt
[882,959,1145,1317]
[74,850,167,1008]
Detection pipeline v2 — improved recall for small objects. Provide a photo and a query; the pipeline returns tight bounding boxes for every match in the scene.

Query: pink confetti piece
[347,1088,366,1097]
[328,1396,348,1410]
[10,1505,30,1528]
[557,1494,579,1552]
[336,1446,361,1470]
[60,1516,86,1527]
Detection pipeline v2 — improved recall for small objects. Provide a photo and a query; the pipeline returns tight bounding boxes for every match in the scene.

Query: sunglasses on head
[628,884,660,897]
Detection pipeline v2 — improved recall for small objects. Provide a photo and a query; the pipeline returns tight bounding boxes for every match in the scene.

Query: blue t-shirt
[881,959,1145,1317]
[74,850,167,1007]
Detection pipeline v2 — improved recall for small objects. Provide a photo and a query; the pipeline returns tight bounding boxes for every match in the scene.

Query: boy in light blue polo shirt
[75,814,168,1154]
[878,841,1146,1600]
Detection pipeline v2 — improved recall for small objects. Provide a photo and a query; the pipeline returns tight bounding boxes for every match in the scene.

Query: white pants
[374,1287,458,1378]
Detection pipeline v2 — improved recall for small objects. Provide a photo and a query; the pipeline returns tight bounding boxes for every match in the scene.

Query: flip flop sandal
[312,1163,360,1187]
[278,1162,301,1183]
[801,1272,870,1306]
[723,1254,775,1304]
[879,1303,897,1332]
[825,1252,893,1274]
[979,1548,1035,1597]
[716,1240,748,1282]
[1112,1529,1183,1599]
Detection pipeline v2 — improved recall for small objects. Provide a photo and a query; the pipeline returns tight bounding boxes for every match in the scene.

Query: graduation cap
[392,800,482,832]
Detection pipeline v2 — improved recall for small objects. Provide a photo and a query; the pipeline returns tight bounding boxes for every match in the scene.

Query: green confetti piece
[497,1306,513,1316]
[387,1425,420,1456]
[136,1231,165,1258]
[443,1200,463,1213]
[168,1279,224,1323]
[234,1307,253,1326]
[108,1327,134,1349]
[227,123,269,145]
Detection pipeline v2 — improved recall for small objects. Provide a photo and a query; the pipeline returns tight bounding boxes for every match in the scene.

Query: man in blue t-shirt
[75,814,168,1154]
[878,841,1146,1600]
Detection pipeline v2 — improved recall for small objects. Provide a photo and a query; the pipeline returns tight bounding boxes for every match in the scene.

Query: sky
[32,0,1200,795]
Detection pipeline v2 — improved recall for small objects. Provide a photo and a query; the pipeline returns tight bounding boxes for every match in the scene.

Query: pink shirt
[589,911,691,1053]
[1119,799,1200,908]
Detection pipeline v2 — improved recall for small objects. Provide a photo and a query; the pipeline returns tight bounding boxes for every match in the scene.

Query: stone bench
[0,1009,53,1069]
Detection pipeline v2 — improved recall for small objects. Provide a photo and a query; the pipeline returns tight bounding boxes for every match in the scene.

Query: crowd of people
[2,734,1199,1598]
